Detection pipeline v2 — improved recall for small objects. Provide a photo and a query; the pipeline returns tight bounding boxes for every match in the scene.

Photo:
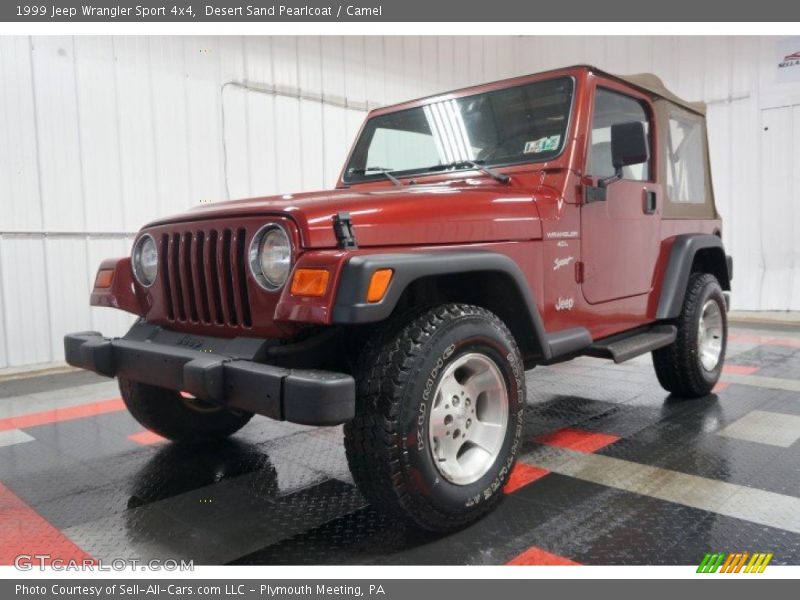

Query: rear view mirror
[611,121,649,171]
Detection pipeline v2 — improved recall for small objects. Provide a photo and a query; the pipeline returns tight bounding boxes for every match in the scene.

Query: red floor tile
[0,482,95,566]
[507,546,581,566]
[535,428,620,453]
[504,463,549,494]
[712,381,731,393]
[722,364,759,375]
[0,398,125,433]
[128,430,167,445]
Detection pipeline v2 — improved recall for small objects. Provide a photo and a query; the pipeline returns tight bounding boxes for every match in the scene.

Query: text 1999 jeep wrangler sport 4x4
[66,65,732,531]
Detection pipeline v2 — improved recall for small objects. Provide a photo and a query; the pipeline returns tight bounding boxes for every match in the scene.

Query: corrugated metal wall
[1,35,799,369]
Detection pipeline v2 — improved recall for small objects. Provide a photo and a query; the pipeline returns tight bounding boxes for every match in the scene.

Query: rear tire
[119,378,254,442]
[343,304,525,532]
[652,273,727,398]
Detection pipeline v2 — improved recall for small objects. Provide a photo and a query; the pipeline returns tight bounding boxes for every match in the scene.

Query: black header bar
[2,0,799,22]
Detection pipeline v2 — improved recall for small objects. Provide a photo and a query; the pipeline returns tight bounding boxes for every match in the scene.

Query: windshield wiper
[349,166,403,187]
[427,160,510,184]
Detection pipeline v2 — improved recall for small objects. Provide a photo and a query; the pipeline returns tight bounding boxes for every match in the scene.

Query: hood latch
[333,212,358,250]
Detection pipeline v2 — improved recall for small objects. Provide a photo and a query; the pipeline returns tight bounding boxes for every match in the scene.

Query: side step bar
[585,325,677,364]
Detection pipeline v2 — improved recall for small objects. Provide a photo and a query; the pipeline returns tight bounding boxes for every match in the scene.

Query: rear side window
[666,114,706,204]
[587,88,651,181]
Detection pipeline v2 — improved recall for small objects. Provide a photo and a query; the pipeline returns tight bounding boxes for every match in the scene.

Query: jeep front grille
[160,228,252,328]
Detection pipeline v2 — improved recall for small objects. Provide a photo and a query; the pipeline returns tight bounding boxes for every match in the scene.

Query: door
[581,87,661,304]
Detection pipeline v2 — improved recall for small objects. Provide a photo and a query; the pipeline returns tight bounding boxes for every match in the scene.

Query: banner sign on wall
[777,37,800,83]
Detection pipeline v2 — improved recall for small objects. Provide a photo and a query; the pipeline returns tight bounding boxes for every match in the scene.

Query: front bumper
[64,322,355,426]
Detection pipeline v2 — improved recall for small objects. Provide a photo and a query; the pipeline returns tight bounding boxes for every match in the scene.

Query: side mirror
[611,121,649,172]
[584,121,649,203]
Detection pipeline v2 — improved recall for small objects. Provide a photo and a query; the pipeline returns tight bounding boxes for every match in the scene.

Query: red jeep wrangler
[66,65,731,531]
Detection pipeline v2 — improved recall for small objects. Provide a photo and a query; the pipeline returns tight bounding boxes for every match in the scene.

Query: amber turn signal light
[94,269,114,289]
[290,268,330,297]
[367,269,393,303]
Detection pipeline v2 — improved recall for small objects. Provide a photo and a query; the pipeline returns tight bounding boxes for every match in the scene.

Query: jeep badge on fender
[65,65,731,532]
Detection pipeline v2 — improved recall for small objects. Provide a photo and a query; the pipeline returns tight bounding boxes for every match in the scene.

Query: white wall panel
[149,37,193,218]
[403,37,423,96]
[44,237,91,358]
[274,96,304,193]
[245,92,278,197]
[0,238,51,366]
[420,37,439,93]
[759,106,799,310]
[321,36,345,100]
[793,107,800,311]
[299,99,326,191]
[728,98,761,310]
[731,37,759,97]
[74,37,125,234]
[321,104,349,186]
[344,37,367,105]
[627,37,654,75]
[0,37,42,232]
[363,37,385,108]
[0,240,8,368]
[30,37,86,233]
[221,84,251,201]
[2,34,800,369]
[271,37,298,90]
[435,38,455,92]
[452,37,471,88]
[115,36,160,229]
[184,37,226,204]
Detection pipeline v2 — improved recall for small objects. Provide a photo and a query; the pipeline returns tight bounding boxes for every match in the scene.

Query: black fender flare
[331,251,590,362]
[656,234,732,320]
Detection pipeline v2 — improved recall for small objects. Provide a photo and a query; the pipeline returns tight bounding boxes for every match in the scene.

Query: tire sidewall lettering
[406,318,524,513]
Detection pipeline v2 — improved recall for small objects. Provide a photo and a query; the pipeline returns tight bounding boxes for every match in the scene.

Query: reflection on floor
[1,323,800,566]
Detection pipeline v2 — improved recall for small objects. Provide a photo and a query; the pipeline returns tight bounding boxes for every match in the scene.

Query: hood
[145,180,546,249]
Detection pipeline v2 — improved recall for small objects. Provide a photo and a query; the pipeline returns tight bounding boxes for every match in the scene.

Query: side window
[587,88,651,181]
[666,114,706,203]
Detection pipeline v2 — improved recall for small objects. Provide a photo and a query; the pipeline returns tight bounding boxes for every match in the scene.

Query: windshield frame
[341,74,577,185]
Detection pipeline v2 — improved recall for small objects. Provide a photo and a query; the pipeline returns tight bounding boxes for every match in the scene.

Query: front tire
[343,304,525,532]
[119,379,254,442]
[652,273,728,398]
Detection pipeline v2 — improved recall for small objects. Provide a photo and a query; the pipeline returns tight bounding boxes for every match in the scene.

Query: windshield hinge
[333,212,358,250]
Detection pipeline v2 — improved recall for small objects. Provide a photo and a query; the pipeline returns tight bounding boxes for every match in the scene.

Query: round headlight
[132,234,158,287]
[249,224,292,290]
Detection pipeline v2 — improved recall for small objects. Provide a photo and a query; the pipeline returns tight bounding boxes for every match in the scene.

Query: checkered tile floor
[2,322,800,566]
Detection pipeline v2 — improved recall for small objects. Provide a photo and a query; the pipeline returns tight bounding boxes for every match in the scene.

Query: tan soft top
[583,65,706,116]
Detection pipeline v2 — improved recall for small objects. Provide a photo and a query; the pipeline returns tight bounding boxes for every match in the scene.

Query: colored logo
[697,552,773,573]
[779,51,800,68]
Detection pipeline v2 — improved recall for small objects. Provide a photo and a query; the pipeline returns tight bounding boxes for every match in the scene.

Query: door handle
[643,189,657,214]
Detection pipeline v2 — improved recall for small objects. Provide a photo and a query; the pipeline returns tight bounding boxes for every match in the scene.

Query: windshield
[344,76,574,183]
